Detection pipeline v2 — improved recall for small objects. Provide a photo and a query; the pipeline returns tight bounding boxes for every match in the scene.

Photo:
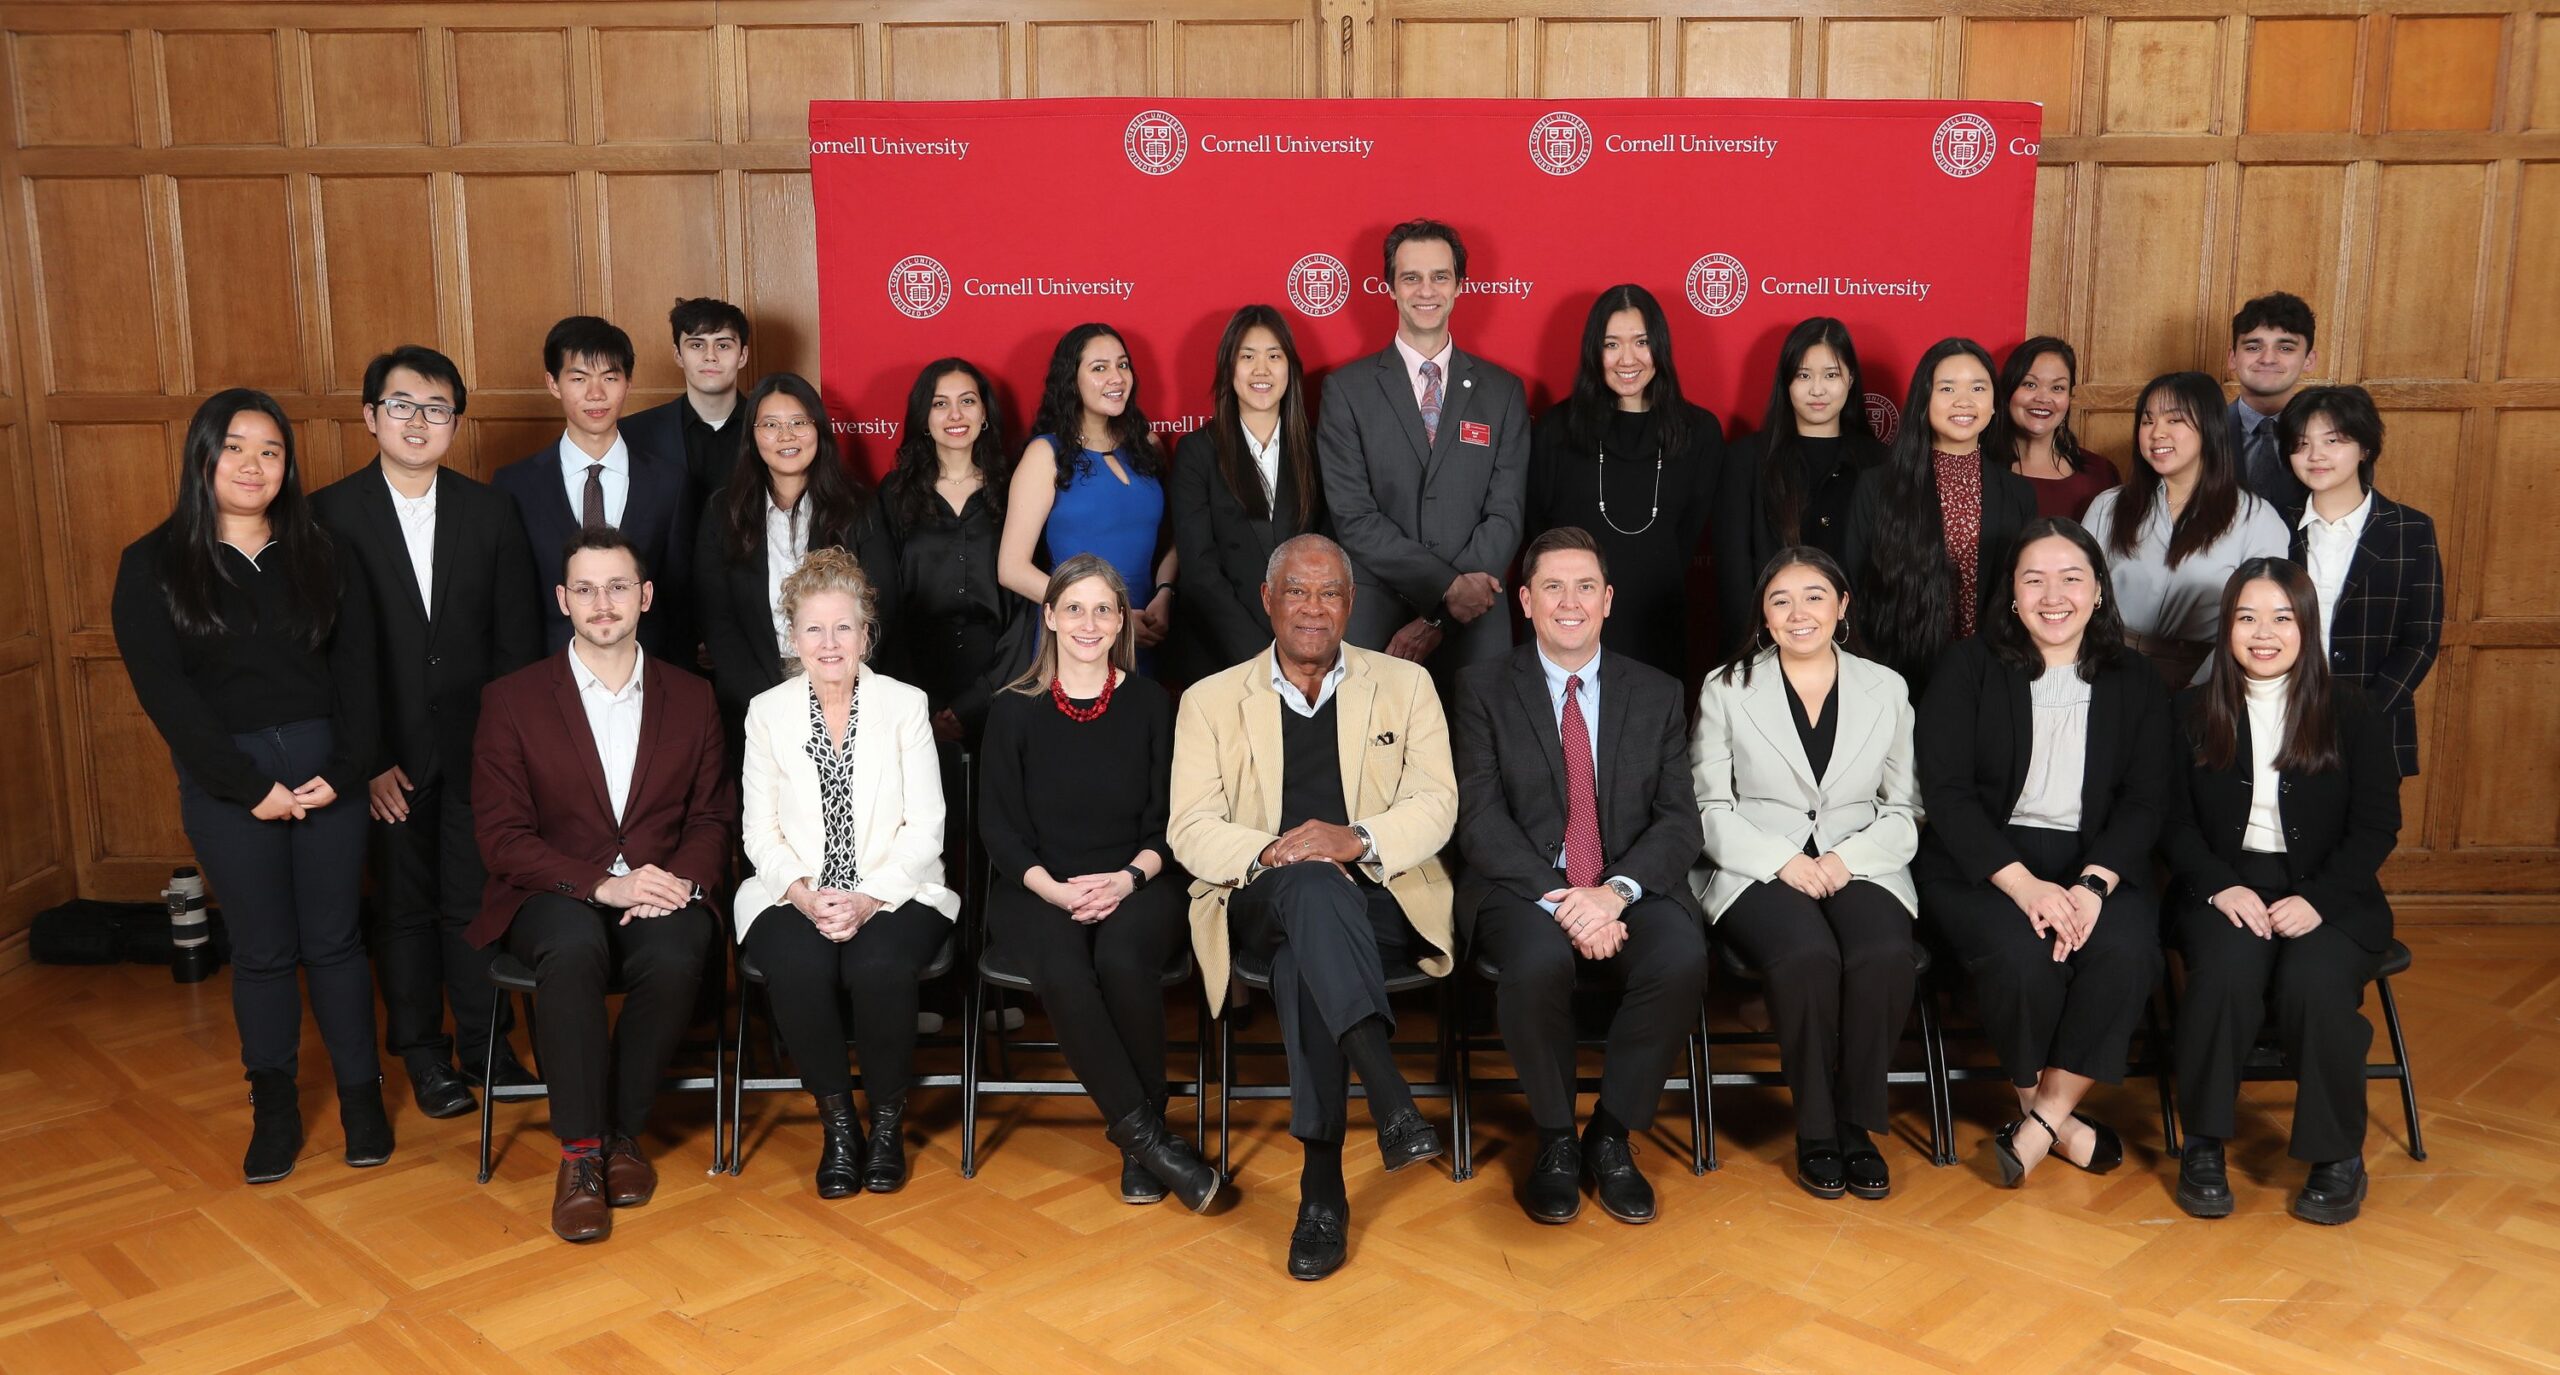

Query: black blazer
[624,395,736,522]
[1916,636,2171,888]
[1840,451,2038,613]
[2287,492,2442,776]
[1712,427,1885,653]
[491,434,696,661]
[311,461,543,791]
[2162,684,2400,953]
[1169,424,1323,671]
[691,502,894,726]
[1452,643,1704,941]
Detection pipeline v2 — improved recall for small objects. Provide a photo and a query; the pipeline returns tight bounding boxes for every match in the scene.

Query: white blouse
[2083,486,2292,646]
[2243,673,2289,854]
[2008,668,2092,832]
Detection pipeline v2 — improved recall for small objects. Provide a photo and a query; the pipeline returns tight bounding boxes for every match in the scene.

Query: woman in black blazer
[1917,517,2169,1188]
[1714,317,1886,654]
[2277,385,2442,776]
[1169,305,1324,673]
[2163,557,2400,1225]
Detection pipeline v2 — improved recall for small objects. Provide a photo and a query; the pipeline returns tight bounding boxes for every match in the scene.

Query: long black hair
[1982,516,2132,683]
[1857,337,2000,685]
[2189,556,2343,773]
[1028,322,1160,487]
[2106,371,2243,569]
[1756,316,1881,545]
[1207,305,1320,525]
[1714,545,1854,688]
[1562,284,1690,460]
[159,388,338,647]
[720,371,866,564]
[1985,336,2091,474]
[883,357,1009,531]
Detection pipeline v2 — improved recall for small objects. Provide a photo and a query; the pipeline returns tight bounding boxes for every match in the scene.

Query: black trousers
[370,776,504,1070]
[1922,825,2161,1088]
[2173,853,2381,1161]
[503,893,715,1141]
[1475,891,1706,1131]
[1715,879,1916,1139]
[988,878,1186,1124]
[743,900,949,1100]
[174,718,379,1085]
[1230,863,1415,1142]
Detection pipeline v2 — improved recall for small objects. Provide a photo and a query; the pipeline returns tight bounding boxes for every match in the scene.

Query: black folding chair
[1701,935,1950,1168]
[1454,949,1709,1179]
[474,950,728,1183]
[2155,937,2425,1159]
[1215,952,1465,1180]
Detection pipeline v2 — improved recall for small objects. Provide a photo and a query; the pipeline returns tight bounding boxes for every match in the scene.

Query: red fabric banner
[813,98,2043,476]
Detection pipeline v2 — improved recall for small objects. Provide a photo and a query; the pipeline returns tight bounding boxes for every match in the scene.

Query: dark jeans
[988,878,1187,1123]
[1229,862,1414,1142]
[1716,879,1917,1139]
[503,893,716,1141]
[1475,891,1706,1131]
[742,900,950,1100]
[174,718,378,1085]
[370,777,503,1071]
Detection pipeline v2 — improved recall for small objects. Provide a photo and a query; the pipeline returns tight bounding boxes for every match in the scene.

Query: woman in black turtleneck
[1713,317,1887,655]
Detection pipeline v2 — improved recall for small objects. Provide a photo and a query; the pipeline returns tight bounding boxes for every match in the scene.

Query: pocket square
[1375,731,1396,745]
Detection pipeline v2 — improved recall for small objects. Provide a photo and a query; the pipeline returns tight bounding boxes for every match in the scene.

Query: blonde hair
[1005,553,1137,693]
[778,546,879,666]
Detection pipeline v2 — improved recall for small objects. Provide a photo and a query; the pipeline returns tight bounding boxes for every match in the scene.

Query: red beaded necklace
[1050,670,1115,723]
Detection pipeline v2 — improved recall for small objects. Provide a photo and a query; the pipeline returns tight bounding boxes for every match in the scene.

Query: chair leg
[2378,976,2425,1161]
[2149,985,2181,1155]
[1687,1012,1708,1176]
[960,973,983,1179]
[1453,976,1475,1184]
[1193,985,1209,1146]
[1217,995,1234,1182]
[709,968,729,1175]
[1916,983,1951,1167]
[476,991,504,1185]
[727,976,752,1176]
[1698,1001,1721,1173]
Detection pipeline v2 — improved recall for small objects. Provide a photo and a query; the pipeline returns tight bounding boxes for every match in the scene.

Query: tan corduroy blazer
[1169,644,1456,1013]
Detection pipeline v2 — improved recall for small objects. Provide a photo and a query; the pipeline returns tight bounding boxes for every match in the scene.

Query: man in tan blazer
[1169,534,1456,1282]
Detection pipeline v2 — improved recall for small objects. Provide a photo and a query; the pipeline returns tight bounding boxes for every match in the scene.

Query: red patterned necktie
[1418,359,1443,445]
[1561,674,1602,888]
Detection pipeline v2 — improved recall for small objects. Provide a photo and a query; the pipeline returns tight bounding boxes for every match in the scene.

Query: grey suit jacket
[1317,342,1530,654]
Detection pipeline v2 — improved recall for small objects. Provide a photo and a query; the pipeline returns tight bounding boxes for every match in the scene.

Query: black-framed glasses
[375,398,457,426]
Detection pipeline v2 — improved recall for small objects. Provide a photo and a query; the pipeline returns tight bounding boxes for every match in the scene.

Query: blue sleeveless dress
[1037,436,1166,671]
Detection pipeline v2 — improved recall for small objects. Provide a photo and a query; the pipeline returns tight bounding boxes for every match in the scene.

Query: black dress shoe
[1374,1107,1442,1174]
[812,1092,863,1200]
[2292,1155,2366,1225]
[1840,1131,1890,1201]
[1583,1133,1655,1224]
[1522,1136,1582,1224]
[2177,1135,2234,1218]
[407,1062,477,1119]
[1286,1201,1348,1280]
[1795,1136,1846,1200]
[2064,1112,2124,1175]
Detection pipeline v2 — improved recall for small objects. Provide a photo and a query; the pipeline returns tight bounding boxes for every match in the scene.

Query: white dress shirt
[1393,334,1456,410]
[1269,649,1348,717]
[2243,673,2290,853]
[2298,491,2373,649]
[568,645,647,873]
[765,495,811,656]
[382,468,436,613]
[1533,644,1639,905]
[1241,417,1282,502]
[2008,668,2092,832]
[558,432,632,527]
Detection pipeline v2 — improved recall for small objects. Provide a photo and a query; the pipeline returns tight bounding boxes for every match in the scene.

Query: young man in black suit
[1452,526,1707,1225]
[2227,291,2318,511]
[493,316,696,660]
[623,297,751,519]
[312,345,544,1117]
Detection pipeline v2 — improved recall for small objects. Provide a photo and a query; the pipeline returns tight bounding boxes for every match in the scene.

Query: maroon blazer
[467,649,737,948]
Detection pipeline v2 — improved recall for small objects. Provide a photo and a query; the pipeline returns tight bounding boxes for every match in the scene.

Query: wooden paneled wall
[2,0,2554,920]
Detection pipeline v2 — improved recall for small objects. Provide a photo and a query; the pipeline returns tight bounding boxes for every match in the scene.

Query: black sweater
[978,673,1171,883]
[1523,402,1722,680]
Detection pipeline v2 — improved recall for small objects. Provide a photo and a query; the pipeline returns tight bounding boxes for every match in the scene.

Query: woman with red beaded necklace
[978,554,1221,1212]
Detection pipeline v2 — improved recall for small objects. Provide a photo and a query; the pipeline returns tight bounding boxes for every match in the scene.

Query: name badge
[1459,421,1491,447]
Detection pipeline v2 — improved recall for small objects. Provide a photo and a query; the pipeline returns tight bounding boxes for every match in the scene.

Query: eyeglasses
[755,418,818,437]
[375,398,457,426]
[565,580,640,604]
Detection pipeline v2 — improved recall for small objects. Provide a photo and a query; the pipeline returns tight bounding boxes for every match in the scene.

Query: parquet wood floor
[5,923,2559,1373]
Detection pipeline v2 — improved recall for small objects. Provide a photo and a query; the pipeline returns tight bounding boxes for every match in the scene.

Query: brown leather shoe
[552,1154,611,1242]
[603,1135,657,1207]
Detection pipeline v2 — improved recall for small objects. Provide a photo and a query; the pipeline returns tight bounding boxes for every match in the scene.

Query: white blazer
[1690,647,1921,920]
[732,667,958,941]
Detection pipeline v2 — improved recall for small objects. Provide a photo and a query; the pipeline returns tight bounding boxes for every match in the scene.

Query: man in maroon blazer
[472,528,734,1243]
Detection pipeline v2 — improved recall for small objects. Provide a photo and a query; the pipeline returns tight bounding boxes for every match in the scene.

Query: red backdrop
[813,98,2042,477]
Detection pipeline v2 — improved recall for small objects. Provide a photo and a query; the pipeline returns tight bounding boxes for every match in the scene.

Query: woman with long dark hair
[1714,317,1886,653]
[1524,284,1723,678]
[111,388,390,1184]
[2082,371,2291,690]
[870,357,1021,745]
[2162,559,2400,1225]
[1986,336,2118,520]
[1843,338,2038,693]
[1916,518,2169,1189]
[1169,306,1325,670]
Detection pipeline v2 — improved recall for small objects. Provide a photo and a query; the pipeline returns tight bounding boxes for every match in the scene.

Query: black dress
[1713,427,1885,654]
[1523,402,1722,679]
[869,484,1020,740]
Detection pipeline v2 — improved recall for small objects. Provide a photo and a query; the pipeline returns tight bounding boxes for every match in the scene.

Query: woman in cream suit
[736,547,958,1199]
[1692,546,1921,1201]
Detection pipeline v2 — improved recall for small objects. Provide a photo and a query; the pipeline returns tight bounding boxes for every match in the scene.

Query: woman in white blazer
[736,547,958,1199]
[1692,546,1921,1201]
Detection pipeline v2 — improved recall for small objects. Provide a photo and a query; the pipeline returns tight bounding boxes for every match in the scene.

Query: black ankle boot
[1120,1090,1170,1204]
[861,1093,909,1193]
[813,1092,862,1199]
[338,1076,394,1168]
[244,1069,303,1184]
[1106,1105,1223,1214]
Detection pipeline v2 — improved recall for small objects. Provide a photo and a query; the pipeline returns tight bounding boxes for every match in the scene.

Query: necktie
[1418,360,1443,445]
[1560,674,1602,889]
[582,462,607,530]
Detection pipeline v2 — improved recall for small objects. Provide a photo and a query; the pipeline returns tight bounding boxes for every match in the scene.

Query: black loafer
[2292,1155,2366,1226]
[2065,1112,2124,1175]
[2176,1136,2233,1218]
[1286,1201,1348,1280]
[1841,1131,1890,1200]
[1374,1107,1443,1174]
[1796,1137,1847,1199]
[1522,1137,1582,1224]
[407,1061,477,1120]
[1583,1133,1655,1224]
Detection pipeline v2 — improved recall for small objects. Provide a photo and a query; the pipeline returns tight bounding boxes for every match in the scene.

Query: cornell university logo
[1931,113,1996,178]
[887,255,952,320]
[1124,110,1188,175]
[1285,253,1352,318]
[1527,111,1592,176]
[1684,253,1748,318]
[1864,392,1901,444]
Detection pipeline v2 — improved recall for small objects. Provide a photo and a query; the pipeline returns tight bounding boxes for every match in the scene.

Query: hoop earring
[1833,619,1849,645]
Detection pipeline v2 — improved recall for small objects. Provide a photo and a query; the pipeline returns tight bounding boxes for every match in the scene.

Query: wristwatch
[2074,873,2112,899]
[1351,824,1377,864]
[1605,876,1640,906]
[1122,864,1149,891]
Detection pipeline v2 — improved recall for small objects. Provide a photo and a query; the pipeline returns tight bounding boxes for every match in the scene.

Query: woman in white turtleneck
[2162,557,2403,1228]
